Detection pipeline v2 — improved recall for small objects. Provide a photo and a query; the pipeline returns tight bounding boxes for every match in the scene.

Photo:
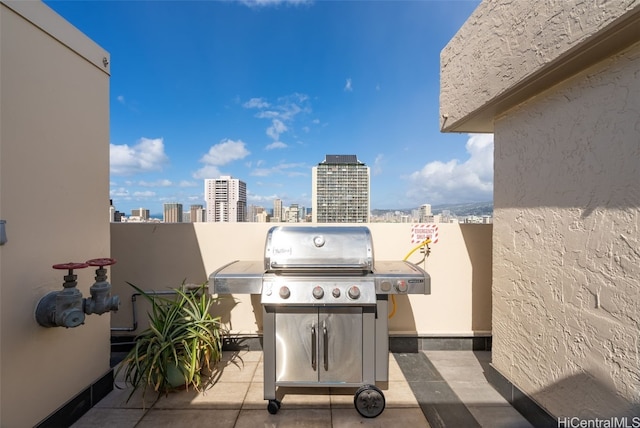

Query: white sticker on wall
[411,224,438,244]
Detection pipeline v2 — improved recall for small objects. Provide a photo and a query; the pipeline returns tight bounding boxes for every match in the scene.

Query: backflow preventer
[36,258,119,328]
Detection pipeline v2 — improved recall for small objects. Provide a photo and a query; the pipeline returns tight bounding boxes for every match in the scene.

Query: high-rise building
[419,204,434,223]
[285,204,299,222]
[312,155,370,223]
[248,205,265,222]
[273,198,283,222]
[163,203,183,223]
[131,207,150,220]
[204,176,247,222]
[190,205,205,223]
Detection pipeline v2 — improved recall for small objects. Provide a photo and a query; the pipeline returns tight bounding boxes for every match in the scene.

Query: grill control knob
[348,285,361,300]
[313,286,324,299]
[279,286,291,299]
[380,280,392,292]
[395,280,408,293]
[332,288,341,298]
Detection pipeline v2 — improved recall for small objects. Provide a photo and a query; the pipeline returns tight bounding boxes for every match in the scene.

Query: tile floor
[71,350,533,428]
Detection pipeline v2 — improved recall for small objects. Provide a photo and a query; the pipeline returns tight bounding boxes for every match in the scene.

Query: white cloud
[266,119,288,140]
[243,97,270,109]
[193,165,222,180]
[250,161,307,178]
[110,187,131,198]
[251,168,271,177]
[247,192,281,203]
[240,0,312,7]
[407,134,494,204]
[249,93,310,122]
[117,95,125,104]
[110,137,169,176]
[179,180,198,187]
[255,110,280,120]
[344,78,353,92]
[138,179,173,187]
[133,190,156,197]
[266,141,288,150]
[200,139,250,165]
[245,94,313,149]
[373,154,383,176]
[193,139,250,179]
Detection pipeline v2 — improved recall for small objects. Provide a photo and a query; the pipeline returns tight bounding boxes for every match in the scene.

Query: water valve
[84,258,120,315]
[36,262,89,328]
[36,258,120,328]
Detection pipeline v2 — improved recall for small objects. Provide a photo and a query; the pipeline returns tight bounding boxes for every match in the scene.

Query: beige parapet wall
[110,223,492,337]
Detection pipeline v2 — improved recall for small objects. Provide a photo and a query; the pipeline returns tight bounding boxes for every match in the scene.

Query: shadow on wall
[110,223,209,333]
[212,294,239,329]
[388,294,417,334]
[459,224,493,332]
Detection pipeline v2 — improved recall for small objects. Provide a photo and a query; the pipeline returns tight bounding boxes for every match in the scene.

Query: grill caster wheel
[267,399,281,414]
[354,384,385,418]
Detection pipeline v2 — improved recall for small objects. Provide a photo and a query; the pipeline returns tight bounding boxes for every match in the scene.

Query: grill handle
[269,262,370,270]
[323,321,328,371]
[311,323,317,371]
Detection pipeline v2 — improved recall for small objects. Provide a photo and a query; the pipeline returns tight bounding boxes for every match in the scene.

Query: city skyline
[114,197,492,223]
[45,0,493,216]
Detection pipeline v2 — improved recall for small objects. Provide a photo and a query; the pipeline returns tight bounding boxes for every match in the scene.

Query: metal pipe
[110,290,178,332]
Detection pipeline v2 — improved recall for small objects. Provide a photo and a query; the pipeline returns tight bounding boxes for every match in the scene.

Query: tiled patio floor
[71,351,533,428]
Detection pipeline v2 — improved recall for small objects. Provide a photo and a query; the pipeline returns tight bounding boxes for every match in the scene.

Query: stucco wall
[493,41,640,417]
[440,0,640,418]
[110,223,492,338]
[0,2,111,426]
[440,0,640,133]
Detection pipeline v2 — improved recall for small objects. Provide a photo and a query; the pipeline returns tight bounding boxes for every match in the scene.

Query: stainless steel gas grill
[209,226,430,418]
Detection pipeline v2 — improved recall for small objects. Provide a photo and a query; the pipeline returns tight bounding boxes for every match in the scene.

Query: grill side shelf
[373,260,431,295]
[208,260,265,295]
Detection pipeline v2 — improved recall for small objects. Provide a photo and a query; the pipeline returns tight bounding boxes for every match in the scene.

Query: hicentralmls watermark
[558,417,640,428]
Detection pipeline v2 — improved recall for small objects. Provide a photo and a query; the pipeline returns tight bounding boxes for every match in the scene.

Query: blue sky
[45,0,492,215]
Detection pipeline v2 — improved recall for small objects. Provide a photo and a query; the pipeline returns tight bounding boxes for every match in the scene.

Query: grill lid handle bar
[269,262,371,270]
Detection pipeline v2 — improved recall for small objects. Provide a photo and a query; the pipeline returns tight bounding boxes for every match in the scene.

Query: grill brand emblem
[273,247,292,256]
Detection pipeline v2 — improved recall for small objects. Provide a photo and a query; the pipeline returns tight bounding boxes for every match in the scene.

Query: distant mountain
[431,201,493,217]
[371,201,493,217]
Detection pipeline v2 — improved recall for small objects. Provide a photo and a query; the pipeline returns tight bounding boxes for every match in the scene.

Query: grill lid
[264,226,374,273]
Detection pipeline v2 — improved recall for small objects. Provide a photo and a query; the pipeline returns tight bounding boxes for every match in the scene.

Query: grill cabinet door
[275,309,318,383]
[319,307,363,383]
[274,307,364,384]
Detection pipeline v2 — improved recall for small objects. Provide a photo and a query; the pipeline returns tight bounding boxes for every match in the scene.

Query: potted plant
[116,281,223,401]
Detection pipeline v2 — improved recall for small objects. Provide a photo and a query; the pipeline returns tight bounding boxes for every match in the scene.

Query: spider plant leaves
[115,281,224,404]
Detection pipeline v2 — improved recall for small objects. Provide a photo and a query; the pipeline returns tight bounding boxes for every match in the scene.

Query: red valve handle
[86,258,117,267]
[52,262,89,270]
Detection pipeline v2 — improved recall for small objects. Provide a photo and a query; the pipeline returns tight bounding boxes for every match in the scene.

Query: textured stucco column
[440,0,640,418]
[493,41,640,417]
[440,0,640,133]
